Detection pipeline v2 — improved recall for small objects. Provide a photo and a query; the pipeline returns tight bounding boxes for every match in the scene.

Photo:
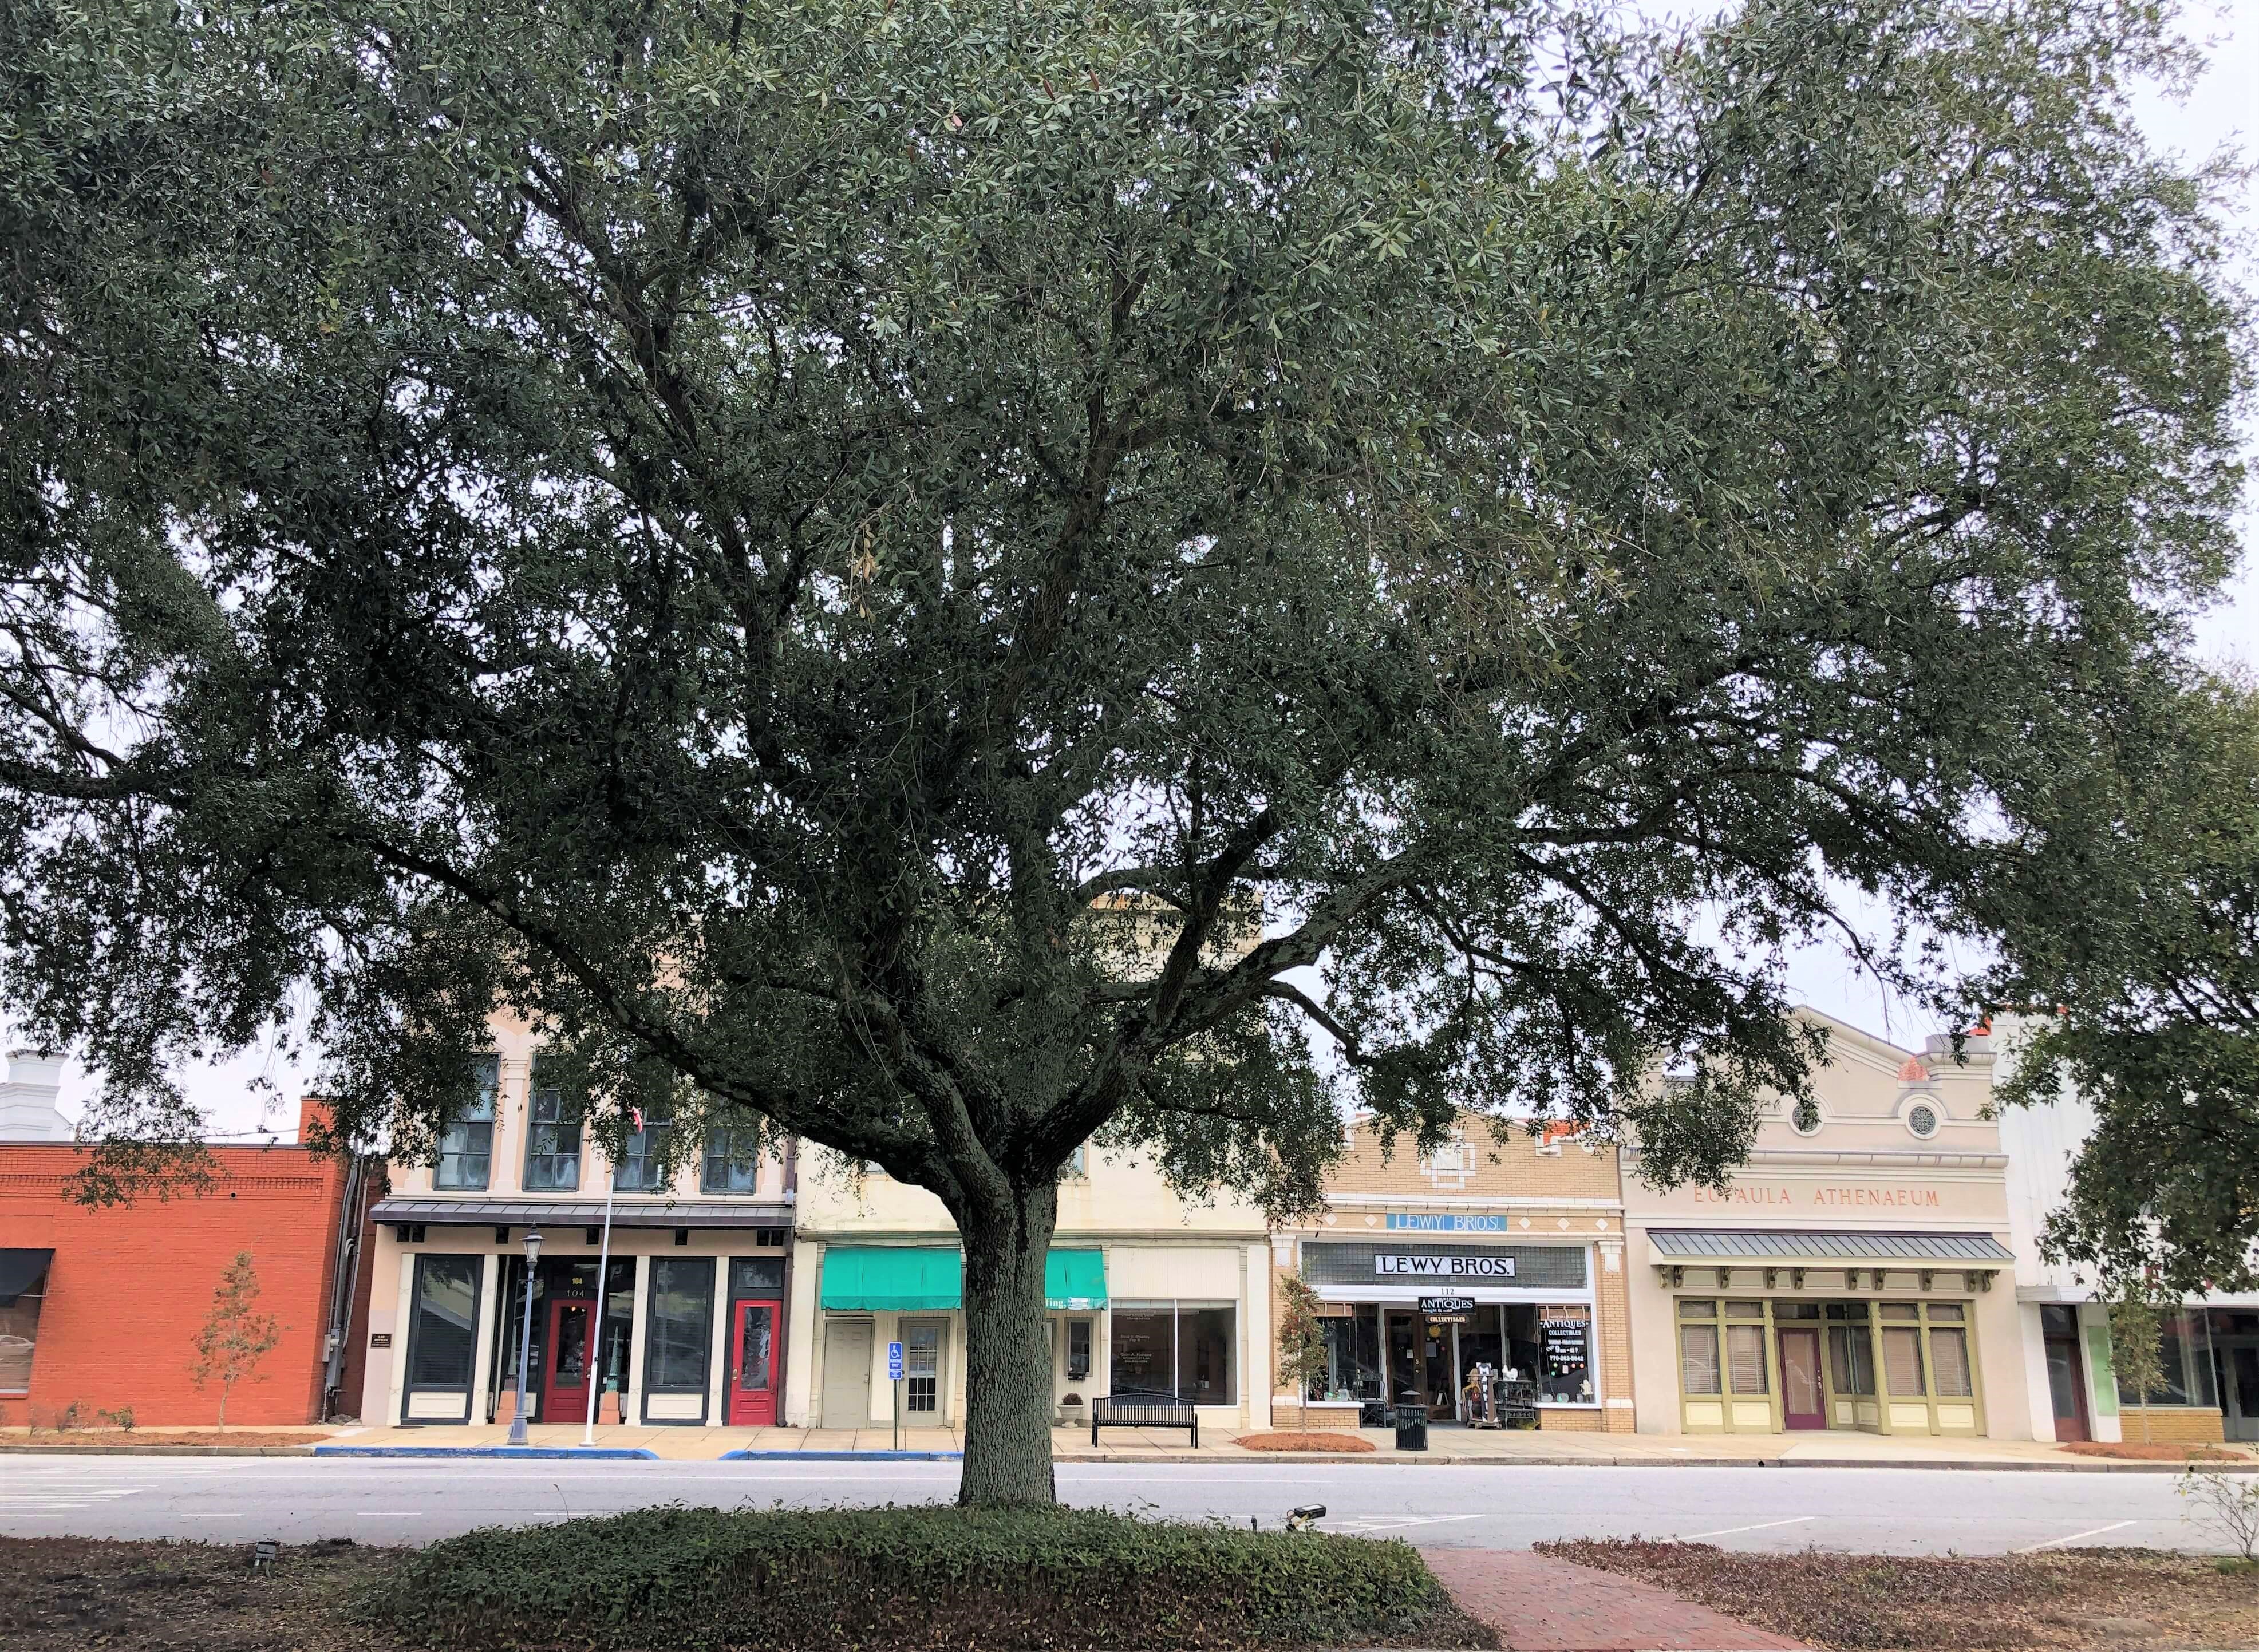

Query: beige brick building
[1268,1114,1634,1433]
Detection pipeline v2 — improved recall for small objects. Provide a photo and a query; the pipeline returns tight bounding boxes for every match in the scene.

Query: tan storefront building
[1270,1113,1634,1433]
[1624,1011,2031,1440]
[785,1146,1272,1434]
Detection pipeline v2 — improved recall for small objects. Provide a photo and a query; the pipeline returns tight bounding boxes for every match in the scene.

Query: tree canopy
[1,0,2246,1500]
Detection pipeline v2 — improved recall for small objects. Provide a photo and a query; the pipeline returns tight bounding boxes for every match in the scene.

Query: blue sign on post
[887,1341,905,1381]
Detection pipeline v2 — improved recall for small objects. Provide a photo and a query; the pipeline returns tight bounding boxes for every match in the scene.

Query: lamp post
[507,1228,543,1447]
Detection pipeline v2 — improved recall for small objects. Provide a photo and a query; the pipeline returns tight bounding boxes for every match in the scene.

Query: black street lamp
[507,1228,543,1446]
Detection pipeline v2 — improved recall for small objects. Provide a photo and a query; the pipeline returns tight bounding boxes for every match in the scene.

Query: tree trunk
[955,1180,1060,1507]
[217,1383,230,1433]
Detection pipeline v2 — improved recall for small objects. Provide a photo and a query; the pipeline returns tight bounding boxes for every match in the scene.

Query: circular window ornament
[1905,1101,1941,1140]
[1790,1097,1823,1136]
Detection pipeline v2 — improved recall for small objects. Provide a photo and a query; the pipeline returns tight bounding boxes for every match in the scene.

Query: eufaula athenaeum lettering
[1690,1185,1943,1208]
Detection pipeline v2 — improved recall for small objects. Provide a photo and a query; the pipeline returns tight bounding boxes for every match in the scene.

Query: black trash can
[1393,1405,1429,1451]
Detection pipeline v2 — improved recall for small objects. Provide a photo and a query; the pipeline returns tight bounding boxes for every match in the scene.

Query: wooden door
[540,1296,595,1424]
[1778,1328,1825,1430]
[727,1299,780,1426]
[820,1321,874,1429]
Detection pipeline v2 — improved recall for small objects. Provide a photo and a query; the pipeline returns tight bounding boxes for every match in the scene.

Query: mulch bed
[1234,1430,1378,1453]
[1539,1539,2259,1651]
[0,1535,407,1651]
[2060,1441,2249,1462]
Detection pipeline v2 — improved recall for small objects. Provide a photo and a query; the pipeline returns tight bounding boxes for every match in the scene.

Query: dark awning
[369,1197,791,1230]
[1647,1229,2013,1264]
[0,1248,53,1305]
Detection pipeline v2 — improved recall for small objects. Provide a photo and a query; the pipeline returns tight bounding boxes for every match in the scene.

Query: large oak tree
[1,0,2245,1501]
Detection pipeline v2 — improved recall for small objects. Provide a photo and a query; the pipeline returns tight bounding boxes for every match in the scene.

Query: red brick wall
[0,1132,349,1428]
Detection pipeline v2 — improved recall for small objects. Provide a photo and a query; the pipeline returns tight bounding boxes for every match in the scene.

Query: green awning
[822,1247,963,1311]
[819,1247,1108,1311]
[1045,1249,1107,1310]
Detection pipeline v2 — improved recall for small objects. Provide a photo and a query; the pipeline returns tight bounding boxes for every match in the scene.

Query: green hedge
[360,1504,1482,1650]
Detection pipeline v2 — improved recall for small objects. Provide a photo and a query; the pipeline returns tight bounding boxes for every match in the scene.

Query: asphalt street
[0,1456,2224,1555]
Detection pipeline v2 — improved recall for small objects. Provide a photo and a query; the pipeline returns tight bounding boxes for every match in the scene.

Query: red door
[728,1299,780,1426]
[540,1296,595,1424]
[1778,1328,1826,1430]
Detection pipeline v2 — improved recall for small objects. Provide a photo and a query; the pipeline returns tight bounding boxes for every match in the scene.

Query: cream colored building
[787,1145,1273,1434]
[359,1016,795,1430]
[1269,1113,1634,1433]
[1623,1011,2032,1440]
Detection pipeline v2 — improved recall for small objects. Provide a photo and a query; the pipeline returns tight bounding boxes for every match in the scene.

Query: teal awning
[822,1247,963,1310]
[819,1246,1107,1311]
[1045,1249,1107,1310]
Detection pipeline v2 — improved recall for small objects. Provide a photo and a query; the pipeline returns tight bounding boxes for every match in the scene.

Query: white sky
[27,0,2259,1137]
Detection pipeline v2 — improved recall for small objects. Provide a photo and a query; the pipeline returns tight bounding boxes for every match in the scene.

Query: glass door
[2040,1306,2088,1442]
[728,1300,779,1426]
[539,1297,594,1424]
[903,1319,946,1418]
[2224,1343,2259,1442]
[1778,1328,1824,1429]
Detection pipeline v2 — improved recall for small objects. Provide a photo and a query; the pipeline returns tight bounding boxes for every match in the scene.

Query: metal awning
[817,1247,1109,1312]
[1647,1230,2013,1264]
[369,1197,791,1230]
[0,1247,54,1306]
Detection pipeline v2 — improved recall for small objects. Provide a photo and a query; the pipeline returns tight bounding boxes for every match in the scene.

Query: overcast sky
[23,0,2257,1139]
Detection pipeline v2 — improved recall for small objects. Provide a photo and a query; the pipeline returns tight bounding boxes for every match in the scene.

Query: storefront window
[1928,1326,1974,1398]
[1725,1323,1769,1394]
[2158,1310,2216,1406]
[1539,1307,1593,1402]
[645,1258,714,1392]
[1315,1314,1381,1400]
[1109,1304,1235,1404]
[1680,1323,1722,1395]
[407,1255,480,1390]
[0,1275,45,1395]
[1881,1326,1926,1395]
[1827,1324,1877,1395]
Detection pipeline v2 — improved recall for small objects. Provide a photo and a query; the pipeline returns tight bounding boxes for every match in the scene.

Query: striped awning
[1647,1230,2013,1264]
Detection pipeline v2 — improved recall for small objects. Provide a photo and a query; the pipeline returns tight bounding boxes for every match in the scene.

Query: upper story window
[434,1057,499,1191]
[615,1111,673,1192]
[524,1082,582,1191]
[1063,1144,1089,1179]
[702,1125,763,1194]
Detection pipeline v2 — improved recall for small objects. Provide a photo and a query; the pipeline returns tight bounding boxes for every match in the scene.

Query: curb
[311,1445,661,1460]
[0,1443,322,1457]
[720,1448,963,1461]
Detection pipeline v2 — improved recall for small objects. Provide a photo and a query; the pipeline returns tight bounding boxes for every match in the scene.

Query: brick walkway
[1423,1549,1811,1652]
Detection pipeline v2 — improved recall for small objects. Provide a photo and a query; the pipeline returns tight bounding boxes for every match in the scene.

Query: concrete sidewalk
[289,1420,2259,1469]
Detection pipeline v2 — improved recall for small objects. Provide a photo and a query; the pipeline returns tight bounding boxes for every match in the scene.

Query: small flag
[630,1106,645,1133]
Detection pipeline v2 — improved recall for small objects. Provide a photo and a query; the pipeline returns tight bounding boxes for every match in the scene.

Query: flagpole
[583,1147,620,1447]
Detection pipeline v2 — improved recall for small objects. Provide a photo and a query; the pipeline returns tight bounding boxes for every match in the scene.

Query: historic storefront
[1624,1012,2033,1439]
[787,1147,1271,1433]
[1272,1114,1634,1432]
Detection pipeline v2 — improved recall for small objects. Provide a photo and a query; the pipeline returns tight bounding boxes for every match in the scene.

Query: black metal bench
[1090,1390,1198,1447]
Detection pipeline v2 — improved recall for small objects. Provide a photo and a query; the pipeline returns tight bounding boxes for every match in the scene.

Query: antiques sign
[1419,1294,1477,1321]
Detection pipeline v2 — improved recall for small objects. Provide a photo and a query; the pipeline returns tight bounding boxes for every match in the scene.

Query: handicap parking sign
[887,1341,904,1381]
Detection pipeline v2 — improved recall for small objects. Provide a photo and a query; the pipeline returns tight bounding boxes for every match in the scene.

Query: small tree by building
[1276,1273,1332,1432]
[2107,1295,2167,1446]
[189,1251,283,1432]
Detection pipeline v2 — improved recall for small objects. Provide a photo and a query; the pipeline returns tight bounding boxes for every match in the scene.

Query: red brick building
[0,1064,365,1429]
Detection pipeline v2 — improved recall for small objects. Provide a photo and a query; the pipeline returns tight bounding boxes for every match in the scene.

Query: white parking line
[1683,1516,1816,1540]
[2013,1520,2134,1554]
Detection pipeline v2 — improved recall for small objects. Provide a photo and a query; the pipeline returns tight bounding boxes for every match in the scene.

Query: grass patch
[362,1505,1489,1650]
[1235,1430,1377,1453]
[1540,1538,2259,1650]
